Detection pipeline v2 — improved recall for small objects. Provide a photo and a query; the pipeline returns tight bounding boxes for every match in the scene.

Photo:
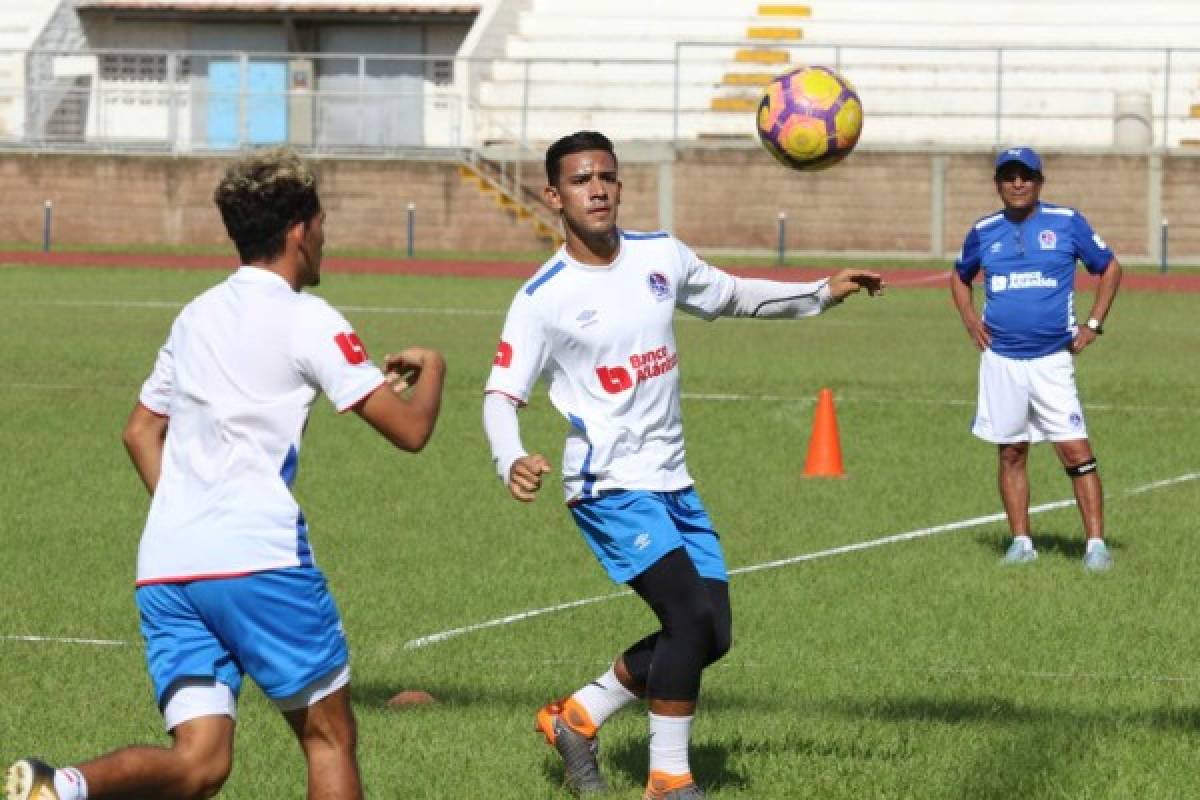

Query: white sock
[54,767,88,800]
[1013,535,1034,551]
[648,712,693,777]
[571,665,638,730]
[1086,538,1106,553]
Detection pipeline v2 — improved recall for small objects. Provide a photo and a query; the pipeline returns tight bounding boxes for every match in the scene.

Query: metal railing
[1,44,1198,154]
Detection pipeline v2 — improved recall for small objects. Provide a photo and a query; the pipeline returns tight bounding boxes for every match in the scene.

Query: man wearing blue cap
[950,146,1122,572]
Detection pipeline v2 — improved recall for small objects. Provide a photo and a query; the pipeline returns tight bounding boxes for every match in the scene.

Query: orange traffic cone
[803,388,845,478]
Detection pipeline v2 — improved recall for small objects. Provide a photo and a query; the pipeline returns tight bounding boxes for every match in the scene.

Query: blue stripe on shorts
[569,487,728,584]
[136,566,348,708]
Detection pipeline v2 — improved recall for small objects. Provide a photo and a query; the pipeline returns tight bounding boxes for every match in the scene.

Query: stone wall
[1,148,1197,261]
[0,153,544,253]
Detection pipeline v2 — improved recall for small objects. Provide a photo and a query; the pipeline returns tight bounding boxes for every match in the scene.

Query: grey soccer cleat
[535,701,607,796]
[1083,542,1113,572]
[654,787,705,800]
[5,759,59,800]
[1001,540,1038,565]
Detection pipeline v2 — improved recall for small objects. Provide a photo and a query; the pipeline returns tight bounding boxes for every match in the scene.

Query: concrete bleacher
[0,0,61,138]
[466,0,1200,148]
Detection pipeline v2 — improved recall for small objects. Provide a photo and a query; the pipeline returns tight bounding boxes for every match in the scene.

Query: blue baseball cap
[994,146,1042,174]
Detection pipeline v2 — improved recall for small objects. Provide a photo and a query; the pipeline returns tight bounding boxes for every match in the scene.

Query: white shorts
[161,665,351,732]
[972,349,1088,444]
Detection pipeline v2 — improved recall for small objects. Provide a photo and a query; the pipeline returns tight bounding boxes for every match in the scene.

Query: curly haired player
[6,148,445,800]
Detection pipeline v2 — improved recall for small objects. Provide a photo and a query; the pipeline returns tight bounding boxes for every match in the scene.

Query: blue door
[207,60,287,148]
[207,60,239,148]
[246,61,287,144]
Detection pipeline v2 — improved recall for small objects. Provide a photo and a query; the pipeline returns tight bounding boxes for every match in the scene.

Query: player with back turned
[482,130,883,798]
[5,147,445,800]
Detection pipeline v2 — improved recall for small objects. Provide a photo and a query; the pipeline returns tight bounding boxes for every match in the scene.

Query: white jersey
[136,267,385,585]
[485,231,736,502]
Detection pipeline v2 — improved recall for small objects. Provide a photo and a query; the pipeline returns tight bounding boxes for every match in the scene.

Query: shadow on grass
[356,679,749,792]
[820,693,1200,799]
[599,736,748,794]
[822,693,1200,733]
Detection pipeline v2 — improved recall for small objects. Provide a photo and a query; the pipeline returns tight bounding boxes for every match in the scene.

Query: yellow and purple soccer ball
[756,65,863,171]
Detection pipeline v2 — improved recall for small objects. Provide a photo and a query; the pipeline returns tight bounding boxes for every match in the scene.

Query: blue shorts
[135,566,348,708]
[569,487,728,584]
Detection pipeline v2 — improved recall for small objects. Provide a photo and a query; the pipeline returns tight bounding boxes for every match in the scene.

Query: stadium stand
[466,0,1200,148]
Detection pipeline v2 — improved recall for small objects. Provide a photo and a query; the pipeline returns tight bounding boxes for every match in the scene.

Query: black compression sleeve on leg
[620,632,658,690]
[621,578,731,690]
[626,548,731,702]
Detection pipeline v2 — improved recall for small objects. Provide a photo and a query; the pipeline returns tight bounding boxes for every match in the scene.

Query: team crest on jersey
[646,271,671,301]
[990,241,1003,254]
[1038,230,1057,250]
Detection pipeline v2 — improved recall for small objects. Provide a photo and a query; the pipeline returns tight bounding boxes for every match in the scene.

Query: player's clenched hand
[961,315,991,352]
[828,269,885,301]
[1069,327,1097,355]
[383,347,444,393]
[508,454,551,502]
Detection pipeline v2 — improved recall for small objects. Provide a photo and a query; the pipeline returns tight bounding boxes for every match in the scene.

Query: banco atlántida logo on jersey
[990,271,1058,292]
[595,345,679,394]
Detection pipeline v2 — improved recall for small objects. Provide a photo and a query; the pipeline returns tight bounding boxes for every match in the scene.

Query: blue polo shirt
[955,202,1113,359]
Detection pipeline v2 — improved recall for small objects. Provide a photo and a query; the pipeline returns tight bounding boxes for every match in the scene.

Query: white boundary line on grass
[1,634,127,646]
[5,471,1197,650]
[402,471,1200,649]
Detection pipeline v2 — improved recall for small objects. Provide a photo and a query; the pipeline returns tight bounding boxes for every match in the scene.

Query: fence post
[776,211,787,266]
[994,48,1004,146]
[42,200,53,253]
[1160,217,1168,274]
[407,203,416,258]
[672,42,681,150]
[1162,49,1172,148]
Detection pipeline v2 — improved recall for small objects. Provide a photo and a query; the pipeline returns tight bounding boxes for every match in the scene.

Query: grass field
[2,263,1199,799]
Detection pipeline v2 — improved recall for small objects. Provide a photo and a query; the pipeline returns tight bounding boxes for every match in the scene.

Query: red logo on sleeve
[334,332,368,365]
[494,340,514,368]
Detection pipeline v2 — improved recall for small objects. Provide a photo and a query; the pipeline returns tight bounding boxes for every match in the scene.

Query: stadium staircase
[710,4,812,116]
[457,150,562,246]
[0,0,64,139]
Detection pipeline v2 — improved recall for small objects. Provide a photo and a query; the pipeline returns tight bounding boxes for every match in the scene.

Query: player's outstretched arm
[123,403,168,494]
[355,347,445,452]
[719,269,883,320]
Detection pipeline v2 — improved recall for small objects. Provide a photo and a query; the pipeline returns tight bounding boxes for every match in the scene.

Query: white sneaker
[1083,542,1113,572]
[1001,540,1037,565]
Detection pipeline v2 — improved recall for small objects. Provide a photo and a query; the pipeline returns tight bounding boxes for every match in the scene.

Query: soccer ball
[756,66,863,171]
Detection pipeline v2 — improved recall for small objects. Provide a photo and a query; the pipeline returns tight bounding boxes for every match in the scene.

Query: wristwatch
[1085,317,1104,335]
